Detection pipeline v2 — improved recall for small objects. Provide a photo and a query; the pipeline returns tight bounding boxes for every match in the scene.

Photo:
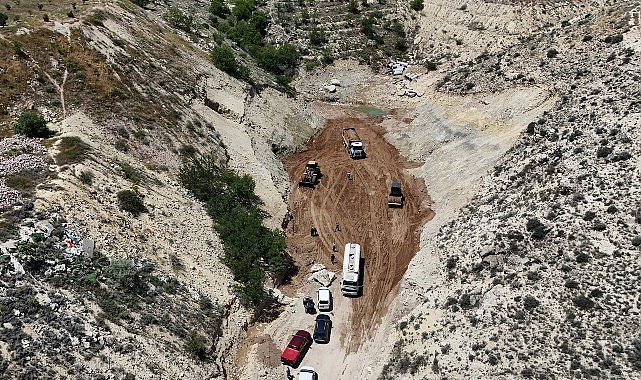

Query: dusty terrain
[1,0,640,379]
[283,114,433,346]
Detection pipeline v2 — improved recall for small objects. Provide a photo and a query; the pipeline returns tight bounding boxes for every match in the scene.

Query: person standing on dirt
[332,242,337,252]
[335,222,340,232]
[347,172,352,180]
[331,253,336,264]
[286,367,293,380]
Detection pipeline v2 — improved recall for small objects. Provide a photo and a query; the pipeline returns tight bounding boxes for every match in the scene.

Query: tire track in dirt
[283,115,434,350]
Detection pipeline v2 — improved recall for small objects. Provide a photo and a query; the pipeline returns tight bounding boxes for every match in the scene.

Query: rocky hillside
[379,1,641,379]
[0,0,639,379]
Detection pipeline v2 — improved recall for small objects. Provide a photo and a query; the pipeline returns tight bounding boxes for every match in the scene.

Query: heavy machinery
[340,243,362,296]
[299,161,321,188]
[388,181,404,208]
[342,128,366,159]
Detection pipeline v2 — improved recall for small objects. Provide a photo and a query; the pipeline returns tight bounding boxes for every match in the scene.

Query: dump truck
[342,128,366,159]
[388,182,404,208]
[340,243,362,296]
[299,161,321,188]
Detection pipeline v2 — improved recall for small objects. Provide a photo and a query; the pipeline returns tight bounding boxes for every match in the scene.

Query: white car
[317,287,332,312]
[298,366,318,380]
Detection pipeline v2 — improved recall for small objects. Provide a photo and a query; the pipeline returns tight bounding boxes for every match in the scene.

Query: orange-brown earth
[283,116,433,348]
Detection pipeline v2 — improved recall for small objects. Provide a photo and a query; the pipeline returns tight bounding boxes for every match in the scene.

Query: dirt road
[283,115,433,349]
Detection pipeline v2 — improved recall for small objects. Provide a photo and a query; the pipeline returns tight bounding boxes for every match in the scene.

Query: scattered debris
[388,60,409,75]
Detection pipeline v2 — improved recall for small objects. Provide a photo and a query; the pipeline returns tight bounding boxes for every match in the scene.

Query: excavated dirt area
[282,115,434,348]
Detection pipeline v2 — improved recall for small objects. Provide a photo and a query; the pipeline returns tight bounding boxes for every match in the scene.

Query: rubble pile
[0,136,48,209]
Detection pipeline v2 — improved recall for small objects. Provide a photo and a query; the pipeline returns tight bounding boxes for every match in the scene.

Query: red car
[280,330,312,366]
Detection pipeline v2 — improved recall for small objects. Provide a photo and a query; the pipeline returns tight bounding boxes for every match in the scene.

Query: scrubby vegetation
[56,136,91,165]
[209,0,299,89]
[13,111,53,138]
[179,152,295,308]
[116,189,147,216]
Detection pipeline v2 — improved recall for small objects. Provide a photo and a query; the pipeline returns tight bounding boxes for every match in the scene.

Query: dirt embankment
[282,115,433,348]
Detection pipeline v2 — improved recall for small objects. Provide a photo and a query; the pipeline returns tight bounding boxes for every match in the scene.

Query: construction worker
[332,242,337,252]
[347,171,352,180]
[286,367,293,380]
[331,253,336,264]
[335,223,340,232]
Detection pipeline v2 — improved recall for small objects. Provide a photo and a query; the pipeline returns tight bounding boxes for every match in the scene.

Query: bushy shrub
[79,170,94,185]
[211,45,249,80]
[185,333,208,360]
[348,0,359,13]
[572,295,594,310]
[410,0,424,11]
[308,25,327,46]
[117,190,147,216]
[164,6,194,33]
[0,12,8,27]
[13,111,53,138]
[523,295,540,310]
[209,0,229,17]
[130,0,150,7]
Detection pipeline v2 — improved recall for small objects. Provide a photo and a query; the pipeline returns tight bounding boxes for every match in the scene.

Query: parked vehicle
[317,287,332,312]
[313,314,332,344]
[340,243,362,296]
[303,296,315,314]
[281,330,313,366]
[298,366,318,380]
[342,128,366,158]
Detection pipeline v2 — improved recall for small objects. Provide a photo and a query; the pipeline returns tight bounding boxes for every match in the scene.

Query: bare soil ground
[282,114,434,348]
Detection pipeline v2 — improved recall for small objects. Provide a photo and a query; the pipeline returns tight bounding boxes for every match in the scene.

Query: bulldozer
[299,161,321,188]
[387,181,404,208]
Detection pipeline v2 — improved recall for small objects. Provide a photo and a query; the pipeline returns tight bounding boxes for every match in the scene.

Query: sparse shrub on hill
[13,111,53,138]
[56,136,91,165]
[348,0,359,14]
[105,258,150,294]
[130,0,150,8]
[185,333,208,360]
[410,0,424,11]
[308,25,327,46]
[117,189,147,216]
[164,6,195,34]
[0,12,7,27]
[78,170,94,185]
[180,153,295,308]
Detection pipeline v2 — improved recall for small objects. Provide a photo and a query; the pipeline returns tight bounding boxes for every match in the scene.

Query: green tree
[410,0,424,11]
[210,45,248,79]
[227,20,263,48]
[361,15,375,38]
[233,0,255,21]
[0,12,8,27]
[209,0,229,17]
[13,111,53,138]
[256,44,299,75]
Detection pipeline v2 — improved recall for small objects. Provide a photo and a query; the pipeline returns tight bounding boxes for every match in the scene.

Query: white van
[317,287,332,312]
